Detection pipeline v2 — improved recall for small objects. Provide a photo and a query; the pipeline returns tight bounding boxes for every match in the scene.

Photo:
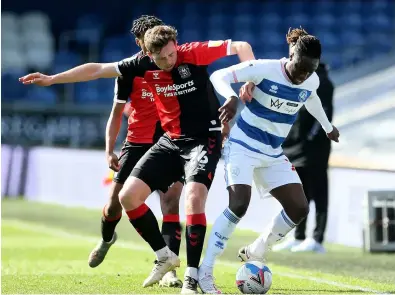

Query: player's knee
[228,184,251,218]
[105,203,122,218]
[293,200,310,223]
[160,191,180,215]
[119,177,151,210]
[228,200,249,218]
[184,182,208,214]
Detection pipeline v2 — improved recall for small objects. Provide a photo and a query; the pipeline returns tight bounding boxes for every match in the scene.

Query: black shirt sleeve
[113,76,133,103]
[115,54,146,77]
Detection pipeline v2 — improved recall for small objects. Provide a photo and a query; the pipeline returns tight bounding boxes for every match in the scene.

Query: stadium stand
[2,0,395,106]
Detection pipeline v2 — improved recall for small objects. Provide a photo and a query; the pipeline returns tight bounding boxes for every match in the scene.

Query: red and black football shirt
[113,51,162,144]
[115,40,232,139]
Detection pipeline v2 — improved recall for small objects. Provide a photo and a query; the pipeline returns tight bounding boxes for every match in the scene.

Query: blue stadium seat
[104,35,133,51]
[101,49,129,63]
[233,14,253,31]
[75,14,104,44]
[340,31,365,47]
[314,31,339,52]
[285,14,310,28]
[313,0,335,14]
[340,13,362,30]
[52,50,82,72]
[233,1,255,14]
[258,13,282,30]
[366,13,393,32]
[25,87,57,104]
[180,14,201,31]
[74,81,102,104]
[180,29,203,43]
[1,72,27,101]
[313,13,336,28]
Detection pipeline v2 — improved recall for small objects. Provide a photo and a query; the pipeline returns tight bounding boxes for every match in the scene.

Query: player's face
[288,54,319,85]
[150,41,178,72]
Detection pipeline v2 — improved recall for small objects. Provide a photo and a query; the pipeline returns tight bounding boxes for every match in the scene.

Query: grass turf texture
[2,199,395,294]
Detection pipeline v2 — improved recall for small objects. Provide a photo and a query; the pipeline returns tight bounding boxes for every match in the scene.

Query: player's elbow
[231,41,255,60]
[209,70,225,85]
[92,63,119,79]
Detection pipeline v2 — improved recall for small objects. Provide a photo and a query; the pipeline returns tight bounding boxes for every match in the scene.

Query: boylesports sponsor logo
[141,89,154,102]
[155,81,197,97]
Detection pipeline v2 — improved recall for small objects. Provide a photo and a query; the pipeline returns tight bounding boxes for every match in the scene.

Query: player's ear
[135,38,140,47]
[289,52,294,61]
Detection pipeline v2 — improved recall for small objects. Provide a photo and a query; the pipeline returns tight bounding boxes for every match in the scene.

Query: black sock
[127,203,167,252]
[101,215,121,242]
[162,214,182,256]
[186,213,207,268]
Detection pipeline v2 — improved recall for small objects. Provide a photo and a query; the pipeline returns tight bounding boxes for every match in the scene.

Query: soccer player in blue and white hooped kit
[198,33,340,293]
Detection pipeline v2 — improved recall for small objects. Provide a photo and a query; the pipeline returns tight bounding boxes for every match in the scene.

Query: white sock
[248,209,296,258]
[185,266,198,279]
[155,246,171,260]
[201,207,240,270]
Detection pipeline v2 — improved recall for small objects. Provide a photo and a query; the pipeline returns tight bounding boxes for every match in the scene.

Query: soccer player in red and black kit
[88,15,183,288]
[20,25,255,293]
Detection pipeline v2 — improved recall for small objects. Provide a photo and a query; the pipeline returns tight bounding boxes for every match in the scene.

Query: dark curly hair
[130,15,164,39]
[286,26,321,59]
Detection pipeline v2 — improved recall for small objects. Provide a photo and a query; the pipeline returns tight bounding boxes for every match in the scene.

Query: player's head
[286,26,321,85]
[144,25,178,72]
[130,15,164,54]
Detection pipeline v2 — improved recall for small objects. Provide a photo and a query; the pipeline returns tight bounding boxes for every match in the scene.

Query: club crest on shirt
[298,90,309,102]
[178,65,191,79]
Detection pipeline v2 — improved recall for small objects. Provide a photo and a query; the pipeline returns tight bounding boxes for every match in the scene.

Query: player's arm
[212,60,265,123]
[105,77,132,171]
[304,94,340,142]
[211,60,265,100]
[229,41,255,62]
[181,39,255,66]
[19,56,140,86]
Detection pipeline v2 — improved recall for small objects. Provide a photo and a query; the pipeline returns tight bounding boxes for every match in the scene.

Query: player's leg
[119,138,182,287]
[199,141,255,294]
[240,158,309,261]
[88,142,138,267]
[180,132,222,294]
[159,180,184,288]
[273,166,310,251]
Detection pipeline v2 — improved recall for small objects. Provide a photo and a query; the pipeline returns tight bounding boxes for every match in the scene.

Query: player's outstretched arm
[229,41,255,62]
[304,95,340,142]
[19,63,120,86]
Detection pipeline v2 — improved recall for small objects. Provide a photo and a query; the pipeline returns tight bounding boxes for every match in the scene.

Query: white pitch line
[3,219,391,295]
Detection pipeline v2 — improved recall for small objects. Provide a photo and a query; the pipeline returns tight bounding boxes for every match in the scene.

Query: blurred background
[2,0,395,249]
[2,1,395,292]
[2,0,395,159]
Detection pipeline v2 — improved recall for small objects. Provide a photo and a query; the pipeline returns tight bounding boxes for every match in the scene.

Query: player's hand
[106,152,120,172]
[239,82,255,103]
[19,72,54,86]
[219,96,238,123]
[221,122,230,147]
[327,125,340,142]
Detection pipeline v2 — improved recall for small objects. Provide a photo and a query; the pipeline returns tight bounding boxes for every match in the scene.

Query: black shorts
[131,132,222,193]
[113,141,185,187]
[113,142,152,184]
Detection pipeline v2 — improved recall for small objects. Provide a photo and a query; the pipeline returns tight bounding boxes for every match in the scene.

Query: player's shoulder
[304,72,320,90]
[243,59,280,74]
[120,51,150,65]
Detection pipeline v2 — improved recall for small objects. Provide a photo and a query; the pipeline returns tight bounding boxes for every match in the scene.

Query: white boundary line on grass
[3,219,391,295]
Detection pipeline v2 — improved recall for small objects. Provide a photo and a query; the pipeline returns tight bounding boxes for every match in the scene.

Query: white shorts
[223,139,301,197]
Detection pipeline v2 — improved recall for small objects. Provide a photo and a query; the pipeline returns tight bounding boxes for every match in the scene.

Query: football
[235,261,272,294]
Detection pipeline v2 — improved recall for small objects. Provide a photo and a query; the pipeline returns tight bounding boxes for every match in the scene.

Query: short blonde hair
[144,25,178,54]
